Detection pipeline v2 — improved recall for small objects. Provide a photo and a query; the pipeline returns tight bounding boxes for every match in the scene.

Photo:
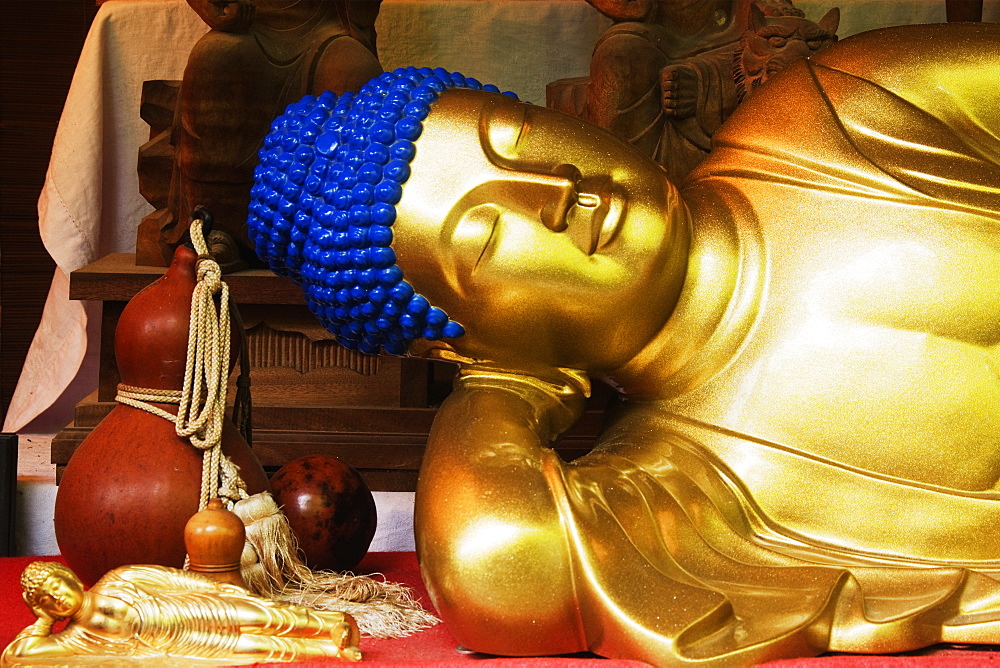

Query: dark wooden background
[0,0,99,423]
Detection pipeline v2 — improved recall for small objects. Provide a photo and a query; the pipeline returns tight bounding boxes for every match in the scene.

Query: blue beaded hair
[247,67,519,355]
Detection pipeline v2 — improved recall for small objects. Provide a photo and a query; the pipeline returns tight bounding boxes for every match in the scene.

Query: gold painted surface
[1,562,360,665]
[402,23,1000,664]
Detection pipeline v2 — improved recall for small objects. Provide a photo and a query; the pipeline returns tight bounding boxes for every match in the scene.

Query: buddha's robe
[579,23,1000,662]
[420,23,1000,665]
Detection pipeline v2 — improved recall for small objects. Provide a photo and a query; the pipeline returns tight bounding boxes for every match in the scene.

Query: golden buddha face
[394,90,690,372]
[32,571,85,617]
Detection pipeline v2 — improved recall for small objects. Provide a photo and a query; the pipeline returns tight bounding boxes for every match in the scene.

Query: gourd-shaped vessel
[54,245,268,586]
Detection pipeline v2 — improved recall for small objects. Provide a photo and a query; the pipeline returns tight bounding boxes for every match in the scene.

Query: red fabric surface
[2,553,997,666]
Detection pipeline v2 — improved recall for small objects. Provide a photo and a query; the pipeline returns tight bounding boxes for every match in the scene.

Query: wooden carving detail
[548,0,839,183]
[136,0,384,272]
[245,322,379,376]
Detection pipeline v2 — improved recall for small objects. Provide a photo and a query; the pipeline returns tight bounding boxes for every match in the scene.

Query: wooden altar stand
[50,253,603,490]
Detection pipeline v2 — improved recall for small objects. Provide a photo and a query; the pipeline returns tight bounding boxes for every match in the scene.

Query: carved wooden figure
[136,0,384,271]
[548,0,838,183]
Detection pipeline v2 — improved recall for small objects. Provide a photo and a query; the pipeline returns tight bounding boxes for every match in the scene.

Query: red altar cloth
[1,553,997,666]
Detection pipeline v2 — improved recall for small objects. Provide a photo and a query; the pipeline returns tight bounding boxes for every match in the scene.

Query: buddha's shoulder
[811,23,999,75]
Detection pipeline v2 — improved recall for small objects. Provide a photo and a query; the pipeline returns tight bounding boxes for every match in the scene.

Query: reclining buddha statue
[246,23,1000,664]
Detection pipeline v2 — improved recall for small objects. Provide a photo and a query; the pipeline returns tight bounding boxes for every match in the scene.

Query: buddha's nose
[535,165,582,232]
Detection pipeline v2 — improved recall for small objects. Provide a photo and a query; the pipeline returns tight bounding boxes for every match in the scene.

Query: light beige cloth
[6,0,998,431]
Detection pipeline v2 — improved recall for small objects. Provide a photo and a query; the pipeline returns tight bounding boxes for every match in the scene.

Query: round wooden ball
[270,455,377,572]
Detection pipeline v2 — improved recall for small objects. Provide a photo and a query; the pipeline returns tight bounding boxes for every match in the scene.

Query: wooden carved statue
[136,0,384,272]
[549,0,838,183]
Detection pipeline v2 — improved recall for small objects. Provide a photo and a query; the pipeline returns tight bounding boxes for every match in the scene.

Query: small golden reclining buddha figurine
[1,561,360,666]
[246,22,999,665]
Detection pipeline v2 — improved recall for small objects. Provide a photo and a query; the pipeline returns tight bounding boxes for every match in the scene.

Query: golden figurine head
[21,561,85,618]
[249,68,689,374]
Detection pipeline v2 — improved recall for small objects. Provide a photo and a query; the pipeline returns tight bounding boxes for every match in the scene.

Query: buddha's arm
[414,374,588,656]
[1,615,70,663]
[112,565,242,596]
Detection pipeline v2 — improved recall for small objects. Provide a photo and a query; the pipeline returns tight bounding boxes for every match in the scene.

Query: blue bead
[337,171,358,189]
[295,145,316,163]
[423,326,441,341]
[345,207,367,230]
[424,76,446,93]
[348,227,367,247]
[406,294,430,315]
[335,288,351,304]
[350,248,369,267]
[464,77,483,90]
[384,159,410,182]
[369,286,387,303]
[386,91,409,107]
[370,203,395,225]
[351,285,367,300]
[351,184,374,205]
[399,313,418,329]
[403,100,430,120]
[370,121,395,144]
[358,339,379,354]
[384,340,406,355]
[332,211,350,230]
[442,321,466,338]
[315,132,338,158]
[374,181,402,204]
[389,140,416,162]
[358,163,382,184]
[370,247,396,268]
[358,269,376,287]
[316,205,337,226]
[368,224,393,245]
[299,124,320,145]
[365,143,390,165]
[425,306,447,326]
[380,266,404,286]
[280,201,298,219]
[410,86,435,104]
[305,174,322,193]
[334,190,352,210]
[377,105,402,123]
[380,301,400,317]
[360,302,377,317]
[389,279,413,299]
[395,118,422,141]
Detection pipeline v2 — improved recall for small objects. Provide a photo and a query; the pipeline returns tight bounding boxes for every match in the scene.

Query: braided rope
[113,218,246,511]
